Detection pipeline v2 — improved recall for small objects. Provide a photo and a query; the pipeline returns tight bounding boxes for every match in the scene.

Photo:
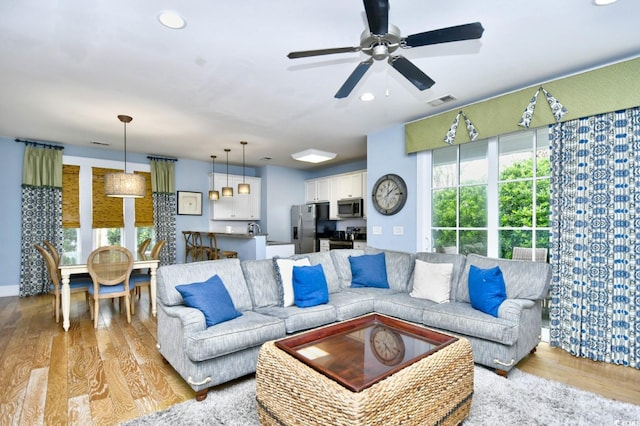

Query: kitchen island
[188,232,294,261]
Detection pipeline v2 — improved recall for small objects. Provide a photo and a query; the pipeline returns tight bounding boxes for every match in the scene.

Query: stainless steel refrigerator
[291,203,335,254]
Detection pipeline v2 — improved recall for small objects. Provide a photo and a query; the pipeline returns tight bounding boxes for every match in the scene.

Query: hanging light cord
[123,120,128,173]
[242,141,246,183]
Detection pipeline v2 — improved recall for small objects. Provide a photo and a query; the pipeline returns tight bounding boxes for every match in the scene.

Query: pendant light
[238,141,250,194]
[209,155,219,201]
[104,115,146,198]
[221,148,233,197]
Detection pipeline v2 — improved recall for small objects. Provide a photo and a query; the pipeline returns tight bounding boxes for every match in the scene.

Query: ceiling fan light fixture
[158,11,186,29]
[593,0,617,4]
[104,114,146,198]
[291,149,337,164]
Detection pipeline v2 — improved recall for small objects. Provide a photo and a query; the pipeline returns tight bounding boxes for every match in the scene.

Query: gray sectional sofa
[156,247,551,400]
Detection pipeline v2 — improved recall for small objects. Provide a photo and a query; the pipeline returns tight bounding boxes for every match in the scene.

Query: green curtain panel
[150,158,177,265]
[20,145,64,296]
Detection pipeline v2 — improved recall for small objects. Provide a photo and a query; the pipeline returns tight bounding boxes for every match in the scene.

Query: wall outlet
[393,226,404,235]
[372,226,382,235]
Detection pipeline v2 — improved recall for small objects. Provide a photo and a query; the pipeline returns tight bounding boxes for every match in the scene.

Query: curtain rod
[147,155,178,162]
[15,138,64,150]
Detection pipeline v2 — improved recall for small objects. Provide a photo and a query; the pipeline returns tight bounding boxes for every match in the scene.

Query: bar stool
[220,250,238,259]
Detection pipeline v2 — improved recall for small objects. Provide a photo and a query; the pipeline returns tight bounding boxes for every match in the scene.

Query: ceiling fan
[287,0,484,99]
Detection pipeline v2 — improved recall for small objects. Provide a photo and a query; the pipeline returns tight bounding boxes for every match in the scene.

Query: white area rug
[122,366,640,425]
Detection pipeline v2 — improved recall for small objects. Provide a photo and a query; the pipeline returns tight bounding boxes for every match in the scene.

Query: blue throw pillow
[175,275,242,327]
[468,265,507,317]
[349,252,389,288]
[292,264,329,308]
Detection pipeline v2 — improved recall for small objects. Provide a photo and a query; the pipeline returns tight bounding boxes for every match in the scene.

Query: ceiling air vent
[427,94,456,107]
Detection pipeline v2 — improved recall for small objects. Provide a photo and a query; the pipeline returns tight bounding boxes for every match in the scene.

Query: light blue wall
[0,139,26,294]
[0,136,372,293]
[259,165,307,242]
[366,125,418,253]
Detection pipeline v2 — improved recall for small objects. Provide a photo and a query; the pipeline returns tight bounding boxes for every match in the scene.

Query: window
[432,140,488,255]
[428,127,550,258]
[61,156,150,262]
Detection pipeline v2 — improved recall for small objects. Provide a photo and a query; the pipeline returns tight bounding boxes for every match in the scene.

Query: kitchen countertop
[211,232,268,239]
[266,241,294,246]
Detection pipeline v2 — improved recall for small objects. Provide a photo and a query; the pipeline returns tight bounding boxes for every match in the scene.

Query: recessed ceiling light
[593,0,617,5]
[291,149,337,163]
[158,11,186,29]
[360,93,375,102]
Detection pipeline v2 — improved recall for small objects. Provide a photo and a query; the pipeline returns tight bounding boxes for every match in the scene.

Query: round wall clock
[370,325,405,366]
[372,173,407,216]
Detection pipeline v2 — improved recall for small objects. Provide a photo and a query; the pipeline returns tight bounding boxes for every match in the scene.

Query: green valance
[22,145,63,188]
[150,159,175,194]
[406,56,640,153]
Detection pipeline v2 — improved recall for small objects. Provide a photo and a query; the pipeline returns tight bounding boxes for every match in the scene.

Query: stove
[329,239,353,250]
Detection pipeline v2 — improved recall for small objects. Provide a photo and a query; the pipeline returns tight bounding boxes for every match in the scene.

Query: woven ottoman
[256,337,474,426]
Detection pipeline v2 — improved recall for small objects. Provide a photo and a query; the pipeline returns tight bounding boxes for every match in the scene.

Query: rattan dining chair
[137,238,152,258]
[42,240,61,267]
[34,243,91,323]
[86,245,134,329]
[130,240,165,313]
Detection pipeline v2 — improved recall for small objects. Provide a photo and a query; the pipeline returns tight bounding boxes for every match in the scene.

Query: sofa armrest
[498,298,535,322]
[161,304,207,335]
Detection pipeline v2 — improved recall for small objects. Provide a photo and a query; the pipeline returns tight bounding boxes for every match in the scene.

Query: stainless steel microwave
[337,198,363,218]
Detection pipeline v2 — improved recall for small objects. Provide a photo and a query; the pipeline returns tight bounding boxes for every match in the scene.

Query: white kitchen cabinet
[329,176,341,219]
[210,174,261,220]
[337,173,363,199]
[319,239,330,252]
[305,178,330,203]
[353,241,367,250]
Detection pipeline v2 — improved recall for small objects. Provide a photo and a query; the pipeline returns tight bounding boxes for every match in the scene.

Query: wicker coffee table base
[256,337,474,426]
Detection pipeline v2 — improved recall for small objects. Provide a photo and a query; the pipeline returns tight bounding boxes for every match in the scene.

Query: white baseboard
[0,285,19,298]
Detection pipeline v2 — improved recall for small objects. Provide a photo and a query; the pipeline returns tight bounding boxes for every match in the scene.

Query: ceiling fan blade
[335,60,373,99]
[403,22,484,48]
[363,0,389,35]
[389,56,435,91]
[287,46,361,59]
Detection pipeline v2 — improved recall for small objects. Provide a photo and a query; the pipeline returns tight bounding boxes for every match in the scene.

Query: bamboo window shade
[134,171,153,227]
[62,164,80,228]
[92,167,124,228]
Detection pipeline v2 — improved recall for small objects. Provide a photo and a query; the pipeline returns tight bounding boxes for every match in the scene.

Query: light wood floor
[1,293,638,426]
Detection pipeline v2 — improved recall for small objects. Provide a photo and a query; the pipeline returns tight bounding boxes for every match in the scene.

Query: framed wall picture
[177,191,202,216]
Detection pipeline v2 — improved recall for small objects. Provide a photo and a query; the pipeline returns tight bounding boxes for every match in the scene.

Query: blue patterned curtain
[549,107,640,368]
[150,158,177,265]
[20,144,64,296]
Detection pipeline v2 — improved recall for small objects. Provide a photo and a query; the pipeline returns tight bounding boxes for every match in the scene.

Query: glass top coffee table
[275,313,457,392]
[257,314,474,425]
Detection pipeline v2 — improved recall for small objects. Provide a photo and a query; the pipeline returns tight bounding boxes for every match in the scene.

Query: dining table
[58,254,160,331]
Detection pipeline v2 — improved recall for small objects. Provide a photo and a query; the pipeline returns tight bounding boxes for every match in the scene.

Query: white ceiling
[1,1,638,169]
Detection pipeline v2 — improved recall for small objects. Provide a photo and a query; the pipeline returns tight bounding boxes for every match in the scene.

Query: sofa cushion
[410,259,453,303]
[468,265,507,317]
[330,249,366,288]
[375,292,436,324]
[456,253,551,303]
[349,252,389,288]
[292,264,329,308]
[256,304,337,334]
[365,248,416,292]
[241,259,281,309]
[157,259,253,311]
[327,291,375,321]
[273,257,311,307]
[290,251,342,294]
[184,311,286,362]
[423,302,519,345]
[176,275,242,327]
[414,252,467,301]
